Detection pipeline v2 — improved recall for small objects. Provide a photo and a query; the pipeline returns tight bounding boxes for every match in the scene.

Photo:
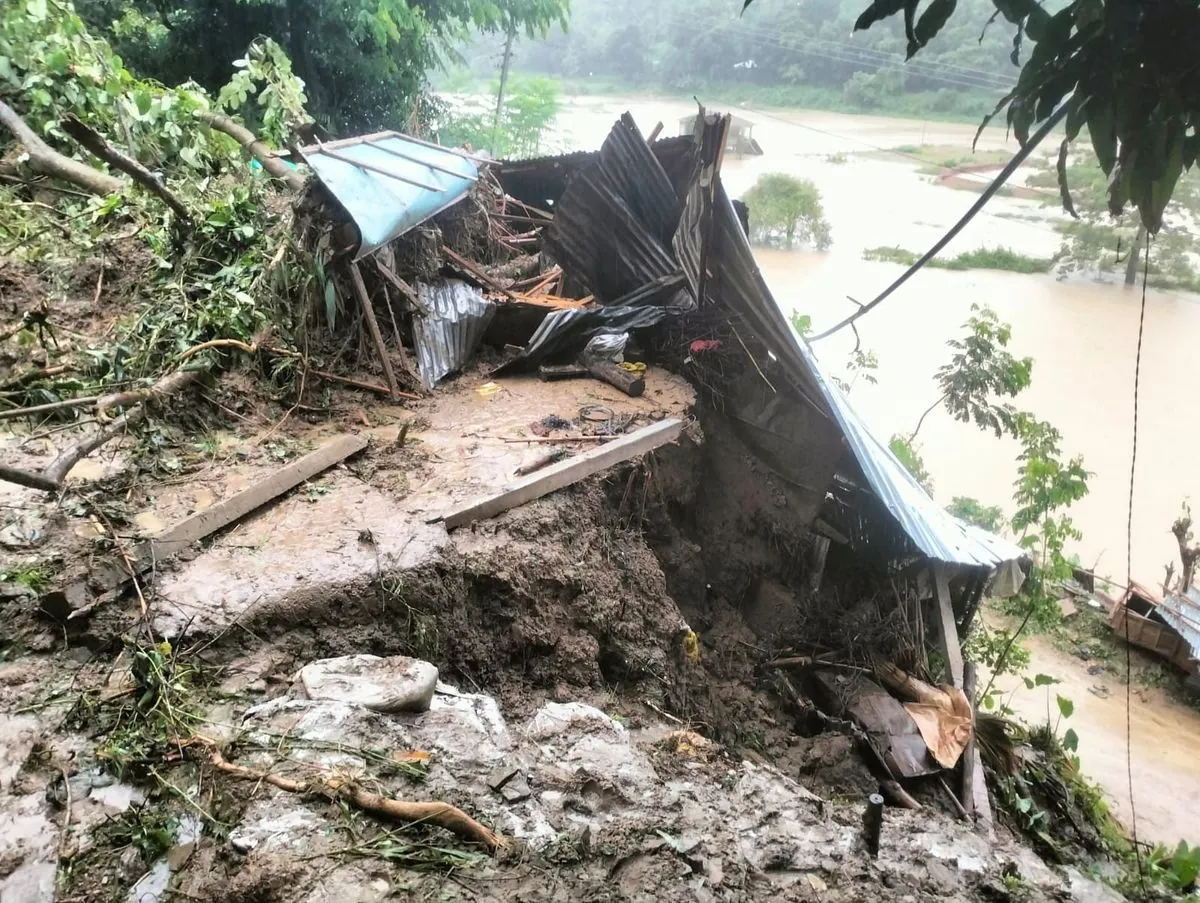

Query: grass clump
[863,245,1055,275]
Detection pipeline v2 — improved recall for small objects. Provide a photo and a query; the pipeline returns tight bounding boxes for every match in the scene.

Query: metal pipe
[362,140,476,181]
[862,792,884,858]
[311,146,443,192]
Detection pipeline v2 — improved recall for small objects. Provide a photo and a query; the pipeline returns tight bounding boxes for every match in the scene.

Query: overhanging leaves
[840,0,1200,234]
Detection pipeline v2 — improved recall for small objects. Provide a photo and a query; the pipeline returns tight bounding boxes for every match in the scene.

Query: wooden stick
[939,776,970,821]
[61,115,192,224]
[199,742,504,851]
[879,779,922,810]
[0,396,100,422]
[0,100,124,196]
[961,662,978,820]
[0,464,59,492]
[373,258,429,315]
[196,111,305,192]
[442,246,516,299]
[0,364,73,390]
[347,261,401,401]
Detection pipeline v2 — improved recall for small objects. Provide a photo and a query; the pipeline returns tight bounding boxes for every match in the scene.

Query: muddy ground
[2,268,1123,901]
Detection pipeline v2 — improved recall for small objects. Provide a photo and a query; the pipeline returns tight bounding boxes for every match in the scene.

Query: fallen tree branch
[95,367,201,423]
[0,396,102,422]
[199,741,505,851]
[0,101,124,196]
[0,364,74,391]
[61,115,192,224]
[0,464,60,493]
[196,111,306,192]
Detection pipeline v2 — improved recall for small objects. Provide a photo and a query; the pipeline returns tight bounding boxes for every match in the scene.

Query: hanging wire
[1123,234,1150,896]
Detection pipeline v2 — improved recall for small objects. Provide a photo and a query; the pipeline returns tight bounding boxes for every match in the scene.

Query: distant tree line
[501,0,1022,119]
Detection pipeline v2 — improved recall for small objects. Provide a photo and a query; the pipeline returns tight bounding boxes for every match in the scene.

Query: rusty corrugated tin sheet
[1160,587,1200,665]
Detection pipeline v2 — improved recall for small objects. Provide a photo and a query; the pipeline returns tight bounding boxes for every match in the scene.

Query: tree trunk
[491,25,516,154]
[1124,223,1146,286]
[197,111,305,192]
[0,101,124,196]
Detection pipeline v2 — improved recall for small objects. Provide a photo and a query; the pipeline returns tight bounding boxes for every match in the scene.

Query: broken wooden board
[811,670,940,779]
[932,562,965,688]
[43,434,368,620]
[440,419,683,531]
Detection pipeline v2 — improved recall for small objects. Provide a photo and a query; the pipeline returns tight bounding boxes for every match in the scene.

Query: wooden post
[348,261,401,401]
[960,661,978,820]
[932,562,965,687]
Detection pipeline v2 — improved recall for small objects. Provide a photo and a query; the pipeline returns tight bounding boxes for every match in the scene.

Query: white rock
[0,861,56,903]
[299,654,438,713]
[525,703,627,743]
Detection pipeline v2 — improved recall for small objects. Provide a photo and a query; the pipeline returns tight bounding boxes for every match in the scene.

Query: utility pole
[491,24,516,155]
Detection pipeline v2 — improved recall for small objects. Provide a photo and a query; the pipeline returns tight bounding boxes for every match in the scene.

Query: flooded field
[545,96,1200,845]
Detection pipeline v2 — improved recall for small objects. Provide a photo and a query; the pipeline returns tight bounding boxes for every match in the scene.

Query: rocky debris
[215,663,1089,901]
[299,654,439,713]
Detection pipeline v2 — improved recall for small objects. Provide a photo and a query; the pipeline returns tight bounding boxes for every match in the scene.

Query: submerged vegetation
[864,245,1056,274]
[742,173,832,250]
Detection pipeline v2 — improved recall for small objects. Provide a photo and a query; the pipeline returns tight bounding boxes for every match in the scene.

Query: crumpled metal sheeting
[1159,587,1200,664]
[545,118,695,308]
[595,113,684,246]
[492,306,674,375]
[413,280,495,389]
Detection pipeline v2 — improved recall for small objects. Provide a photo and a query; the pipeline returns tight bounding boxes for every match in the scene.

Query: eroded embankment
[0,404,1120,903]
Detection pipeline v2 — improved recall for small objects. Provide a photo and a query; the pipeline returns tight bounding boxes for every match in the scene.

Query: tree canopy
[71,0,568,135]
[505,0,1020,120]
[743,0,1200,234]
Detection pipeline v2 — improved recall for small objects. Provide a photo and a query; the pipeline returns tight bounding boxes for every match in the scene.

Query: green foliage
[217,37,311,147]
[74,0,568,135]
[863,245,1054,274]
[946,496,1005,531]
[505,0,1019,122]
[837,0,1200,233]
[936,304,1033,439]
[1,0,240,171]
[889,434,933,493]
[789,311,812,337]
[441,75,560,157]
[742,173,831,250]
[1002,415,1090,630]
[0,561,57,593]
[966,622,1032,694]
[1027,147,1200,291]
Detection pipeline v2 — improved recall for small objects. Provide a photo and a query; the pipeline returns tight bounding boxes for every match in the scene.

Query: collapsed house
[1108,581,1200,677]
[294,108,1029,823]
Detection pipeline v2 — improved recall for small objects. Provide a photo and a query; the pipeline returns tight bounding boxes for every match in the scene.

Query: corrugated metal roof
[794,337,1027,567]
[299,131,479,260]
[414,280,494,389]
[1160,587,1200,662]
[670,116,1023,568]
[545,116,694,306]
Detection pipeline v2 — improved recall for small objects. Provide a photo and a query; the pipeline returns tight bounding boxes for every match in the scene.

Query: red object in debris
[689,339,722,354]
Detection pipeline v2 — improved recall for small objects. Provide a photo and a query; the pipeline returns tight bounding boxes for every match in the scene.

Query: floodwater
[990,628,1200,846]
[546,97,1200,845]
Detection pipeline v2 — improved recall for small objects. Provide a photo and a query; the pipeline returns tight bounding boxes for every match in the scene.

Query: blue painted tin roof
[300,131,479,259]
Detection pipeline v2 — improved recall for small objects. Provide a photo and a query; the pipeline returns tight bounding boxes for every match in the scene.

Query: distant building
[678,113,763,156]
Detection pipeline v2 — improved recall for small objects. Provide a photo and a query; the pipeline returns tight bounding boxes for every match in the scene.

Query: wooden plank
[441,419,683,530]
[146,434,368,562]
[46,435,368,620]
[933,562,965,688]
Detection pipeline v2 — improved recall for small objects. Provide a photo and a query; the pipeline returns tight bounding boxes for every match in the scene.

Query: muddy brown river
[549,97,1200,845]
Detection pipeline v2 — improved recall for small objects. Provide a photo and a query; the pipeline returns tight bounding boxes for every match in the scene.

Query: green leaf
[44,49,70,73]
[1063,727,1079,752]
[1056,694,1074,719]
[1056,138,1078,219]
[324,279,337,332]
[1032,673,1058,687]
[914,0,956,49]
[853,0,907,33]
